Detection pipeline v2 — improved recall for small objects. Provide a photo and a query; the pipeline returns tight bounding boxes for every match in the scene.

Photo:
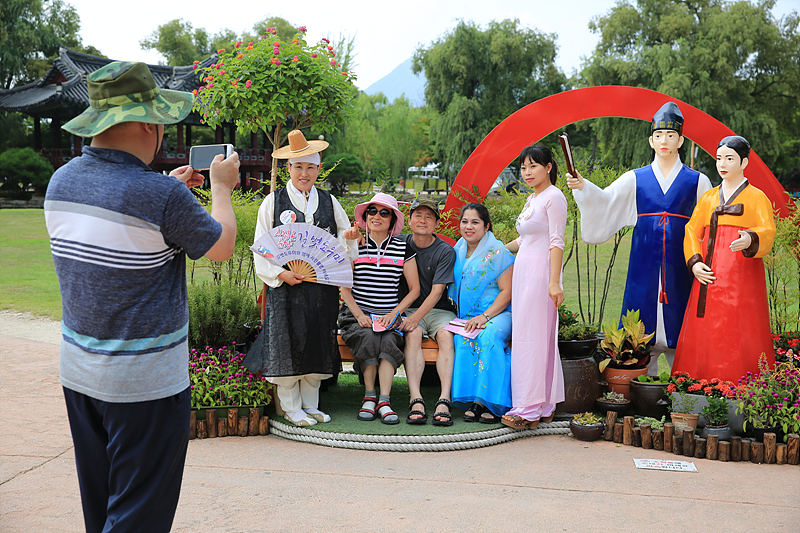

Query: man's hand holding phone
[209,151,240,193]
[169,165,205,189]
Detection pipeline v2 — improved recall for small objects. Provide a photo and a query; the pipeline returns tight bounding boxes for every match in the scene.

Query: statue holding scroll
[672,136,776,382]
[566,102,712,372]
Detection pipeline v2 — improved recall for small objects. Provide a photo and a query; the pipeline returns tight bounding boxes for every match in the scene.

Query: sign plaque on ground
[633,459,699,472]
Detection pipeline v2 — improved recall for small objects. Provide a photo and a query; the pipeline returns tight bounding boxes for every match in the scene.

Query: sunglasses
[366,206,392,218]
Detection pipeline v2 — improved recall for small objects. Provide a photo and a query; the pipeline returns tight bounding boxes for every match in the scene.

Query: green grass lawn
[0,208,631,326]
[0,209,63,320]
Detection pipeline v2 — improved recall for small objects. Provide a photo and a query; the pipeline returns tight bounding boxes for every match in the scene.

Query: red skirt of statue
[673,225,774,383]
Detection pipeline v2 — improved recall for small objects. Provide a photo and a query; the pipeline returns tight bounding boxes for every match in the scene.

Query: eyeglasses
[366,206,392,218]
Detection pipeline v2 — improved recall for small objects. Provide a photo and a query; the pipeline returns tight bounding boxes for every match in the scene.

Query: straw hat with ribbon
[353,192,405,237]
[272,129,329,160]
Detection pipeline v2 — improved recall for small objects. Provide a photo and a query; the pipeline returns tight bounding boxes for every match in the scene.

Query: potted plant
[569,412,605,441]
[669,391,700,433]
[666,372,743,432]
[598,309,654,398]
[628,353,671,419]
[595,391,631,415]
[773,331,800,369]
[699,396,733,441]
[635,416,666,431]
[733,354,800,443]
[190,345,273,420]
[558,306,600,360]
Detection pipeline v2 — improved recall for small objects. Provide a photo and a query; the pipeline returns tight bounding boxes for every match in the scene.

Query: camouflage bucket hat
[62,61,194,137]
[409,197,440,219]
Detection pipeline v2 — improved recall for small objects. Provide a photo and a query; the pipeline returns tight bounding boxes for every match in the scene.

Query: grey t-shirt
[399,234,457,312]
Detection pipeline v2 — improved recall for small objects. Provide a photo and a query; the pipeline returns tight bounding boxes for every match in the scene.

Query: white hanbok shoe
[286,410,317,427]
[305,410,331,423]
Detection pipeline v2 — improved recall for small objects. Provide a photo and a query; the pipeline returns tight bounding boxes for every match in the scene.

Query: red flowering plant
[666,373,737,399]
[733,354,800,439]
[189,345,272,409]
[192,25,357,191]
[773,331,800,368]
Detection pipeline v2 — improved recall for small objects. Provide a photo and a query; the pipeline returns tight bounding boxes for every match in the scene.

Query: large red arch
[443,86,790,224]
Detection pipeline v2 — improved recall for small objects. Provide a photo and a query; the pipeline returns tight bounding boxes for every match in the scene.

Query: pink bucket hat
[353,193,405,236]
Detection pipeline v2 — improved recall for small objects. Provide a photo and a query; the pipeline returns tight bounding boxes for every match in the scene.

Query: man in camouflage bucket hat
[47,61,240,532]
[63,61,194,137]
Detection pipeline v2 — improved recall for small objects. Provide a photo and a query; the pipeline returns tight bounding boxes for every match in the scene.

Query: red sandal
[376,401,399,425]
[357,396,377,421]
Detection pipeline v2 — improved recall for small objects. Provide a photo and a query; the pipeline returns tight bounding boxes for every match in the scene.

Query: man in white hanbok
[566,103,712,372]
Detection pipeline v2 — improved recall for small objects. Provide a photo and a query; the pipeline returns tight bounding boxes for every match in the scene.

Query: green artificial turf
[268,372,500,435]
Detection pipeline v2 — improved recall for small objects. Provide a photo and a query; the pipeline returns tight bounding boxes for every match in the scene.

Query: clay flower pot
[558,338,599,360]
[700,425,734,442]
[629,380,670,419]
[601,366,648,399]
[670,412,700,433]
[595,397,631,416]
[569,421,605,442]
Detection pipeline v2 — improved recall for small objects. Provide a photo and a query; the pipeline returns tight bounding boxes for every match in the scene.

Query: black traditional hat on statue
[651,102,684,135]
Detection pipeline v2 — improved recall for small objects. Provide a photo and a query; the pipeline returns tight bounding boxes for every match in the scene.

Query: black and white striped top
[352,235,416,315]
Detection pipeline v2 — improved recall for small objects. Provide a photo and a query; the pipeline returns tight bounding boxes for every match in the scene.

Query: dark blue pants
[63,387,190,533]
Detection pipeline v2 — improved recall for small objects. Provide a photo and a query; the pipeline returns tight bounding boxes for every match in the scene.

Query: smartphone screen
[189,145,231,170]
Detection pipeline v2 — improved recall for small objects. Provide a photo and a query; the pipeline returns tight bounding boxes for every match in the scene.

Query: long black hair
[717,136,750,163]
[460,202,492,233]
[519,144,558,185]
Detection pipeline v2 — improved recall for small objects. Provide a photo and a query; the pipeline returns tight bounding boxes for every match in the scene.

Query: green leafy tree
[140,16,299,67]
[580,0,800,180]
[0,0,93,88]
[413,18,567,177]
[251,17,297,43]
[139,18,235,66]
[332,93,429,183]
[193,26,358,191]
[322,153,365,194]
[0,112,31,152]
[329,31,358,74]
[0,147,54,195]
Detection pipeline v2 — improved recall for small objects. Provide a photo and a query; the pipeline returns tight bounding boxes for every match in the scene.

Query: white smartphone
[189,144,234,170]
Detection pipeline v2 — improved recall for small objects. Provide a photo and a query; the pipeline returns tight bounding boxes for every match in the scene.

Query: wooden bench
[337,335,439,364]
[259,285,442,365]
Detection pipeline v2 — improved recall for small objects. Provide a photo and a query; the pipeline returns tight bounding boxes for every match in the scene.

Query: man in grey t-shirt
[48,61,240,532]
[399,198,457,426]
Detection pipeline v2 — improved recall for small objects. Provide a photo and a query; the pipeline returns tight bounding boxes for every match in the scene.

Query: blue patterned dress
[449,232,515,416]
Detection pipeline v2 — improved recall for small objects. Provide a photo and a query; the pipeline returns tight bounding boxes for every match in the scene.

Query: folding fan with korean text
[250,223,353,288]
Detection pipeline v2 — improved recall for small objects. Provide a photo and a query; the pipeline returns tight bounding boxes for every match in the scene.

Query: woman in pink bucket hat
[339,193,420,424]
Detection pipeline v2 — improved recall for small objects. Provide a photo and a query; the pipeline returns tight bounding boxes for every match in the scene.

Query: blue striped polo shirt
[44,147,222,402]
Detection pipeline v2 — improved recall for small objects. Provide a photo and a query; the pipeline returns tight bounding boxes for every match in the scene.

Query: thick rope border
[269,420,570,452]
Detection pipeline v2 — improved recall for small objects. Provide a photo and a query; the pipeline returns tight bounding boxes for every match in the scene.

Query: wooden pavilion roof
[0,47,216,123]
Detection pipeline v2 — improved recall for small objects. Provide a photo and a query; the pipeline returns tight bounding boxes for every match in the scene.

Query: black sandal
[406,397,428,425]
[432,398,453,427]
[479,410,501,424]
[463,402,485,423]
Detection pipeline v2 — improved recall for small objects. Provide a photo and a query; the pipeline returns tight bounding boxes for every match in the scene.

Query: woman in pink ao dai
[502,144,567,429]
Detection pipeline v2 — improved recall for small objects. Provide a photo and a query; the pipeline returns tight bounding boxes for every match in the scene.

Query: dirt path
[0,310,61,345]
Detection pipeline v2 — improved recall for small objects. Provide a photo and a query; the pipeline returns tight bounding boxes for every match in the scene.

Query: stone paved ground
[1,312,798,532]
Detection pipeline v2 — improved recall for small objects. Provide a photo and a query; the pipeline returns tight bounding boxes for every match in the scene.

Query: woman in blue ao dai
[449,203,515,423]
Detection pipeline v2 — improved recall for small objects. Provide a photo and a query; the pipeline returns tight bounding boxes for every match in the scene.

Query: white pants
[268,374,329,413]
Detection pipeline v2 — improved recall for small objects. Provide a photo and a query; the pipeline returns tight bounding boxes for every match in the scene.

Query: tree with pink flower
[193,25,357,191]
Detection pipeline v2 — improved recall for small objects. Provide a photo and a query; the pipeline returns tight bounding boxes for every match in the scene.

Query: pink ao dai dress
[505,185,567,421]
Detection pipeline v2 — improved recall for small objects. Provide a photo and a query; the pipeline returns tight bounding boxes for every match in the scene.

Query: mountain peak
[364,57,426,107]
